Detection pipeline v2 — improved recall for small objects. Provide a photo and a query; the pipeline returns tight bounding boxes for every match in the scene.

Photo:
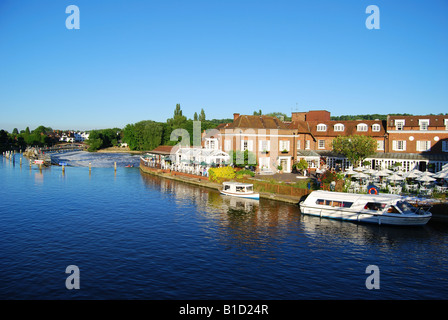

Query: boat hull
[299,204,432,226]
[220,190,260,200]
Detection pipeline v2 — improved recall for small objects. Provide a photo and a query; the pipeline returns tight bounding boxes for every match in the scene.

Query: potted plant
[277,165,283,173]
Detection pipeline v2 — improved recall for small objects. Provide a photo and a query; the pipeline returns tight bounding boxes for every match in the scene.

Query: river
[1,152,448,300]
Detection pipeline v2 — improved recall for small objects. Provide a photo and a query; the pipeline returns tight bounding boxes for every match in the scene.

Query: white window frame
[372,124,381,132]
[416,140,431,152]
[241,140,253,152]
[224,139,232,152]
[334,124,344,132]
[377,140,384,151]
[444,119,448,130]
[305,140,310,150]
[357,123,368,132]
[395,120,405,131]
[259,140,270,152]
[393,140,406,151]
[318,140,325,149]
[419,119,429,131]
[297,140,301,150]
[279,140,290,152]
[316,124,327,132]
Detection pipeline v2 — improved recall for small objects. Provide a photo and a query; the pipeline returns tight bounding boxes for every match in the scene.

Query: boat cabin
[223,182,254,193]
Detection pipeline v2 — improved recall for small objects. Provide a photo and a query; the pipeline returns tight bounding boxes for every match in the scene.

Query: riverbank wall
[139,162,305,205]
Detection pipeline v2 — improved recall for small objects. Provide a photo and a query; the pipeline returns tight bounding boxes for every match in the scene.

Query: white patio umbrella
[433,170,448,179]
[419,171,435,178]
[375,170,390,177]
[344,168,357,175]
[404,171,420,179]
[409,169,422,175]
[354,167,365,172]
[416,175,436,184]
[379,168,393,175]
[364,168,376,175]
[352,172,369,179]
[388,173,404,182]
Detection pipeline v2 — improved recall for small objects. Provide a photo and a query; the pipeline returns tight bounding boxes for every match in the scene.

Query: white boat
[299,190,432,226]
[220,181,260,199]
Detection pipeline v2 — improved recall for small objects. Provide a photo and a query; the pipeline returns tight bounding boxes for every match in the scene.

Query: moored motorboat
[220,181,260,199]
[299,190,432,226]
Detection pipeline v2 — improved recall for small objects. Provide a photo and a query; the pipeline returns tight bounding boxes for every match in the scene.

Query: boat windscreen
[396,201,418,213]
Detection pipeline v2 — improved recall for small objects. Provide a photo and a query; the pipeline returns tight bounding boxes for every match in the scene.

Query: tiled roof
[387,115,448,128]
[226,115,289,129]
[148,145,174,155]
[307,120,386,137]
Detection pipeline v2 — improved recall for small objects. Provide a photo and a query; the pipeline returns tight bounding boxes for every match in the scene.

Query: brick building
[210,111,448,173]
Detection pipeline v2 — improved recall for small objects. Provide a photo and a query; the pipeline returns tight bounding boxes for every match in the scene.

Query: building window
[297,140,301,150]
[357,123,368,132]
[372,124,381,132]
[206,138,218,150]
[442,140,448,152]
[444,119,448,130]
[318,140,325,149]
[334,124,344,132]
[392,140,406,151]
[419,119,429,131]
[259,140,270,152]
[305,140,310,150]
[241,140,253,151]
[377,140,384,151]
[395,120,405,131]
[416,140,431,152]
[279,140,290,152]
[316,124,327,132]
[224,139,231,151]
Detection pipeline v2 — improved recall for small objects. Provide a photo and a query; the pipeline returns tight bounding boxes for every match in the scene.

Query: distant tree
[12,128,19,134]
[332,135,377,167]
[25,127,30,135]
[199,108,206,122]
[123,120,164,151]
[164,104,188,145]
[253,109,262,116]
[265,112,289,121]
[193,112,198,121]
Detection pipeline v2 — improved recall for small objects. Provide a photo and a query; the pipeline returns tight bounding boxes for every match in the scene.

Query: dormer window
[445,119,448,130]
[372,124,381,132]
[419,119,429,131]
[334,124,344,132]
[395,119,405,130]
[316,124,327,132]
[357,123,368,132]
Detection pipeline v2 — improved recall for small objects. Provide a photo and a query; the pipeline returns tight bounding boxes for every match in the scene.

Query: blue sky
[0,0,447,131]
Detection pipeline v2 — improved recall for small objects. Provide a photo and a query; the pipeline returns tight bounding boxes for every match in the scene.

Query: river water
[1,152,448,300]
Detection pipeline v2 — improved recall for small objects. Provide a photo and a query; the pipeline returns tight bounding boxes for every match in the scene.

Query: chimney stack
[233,113,240,121]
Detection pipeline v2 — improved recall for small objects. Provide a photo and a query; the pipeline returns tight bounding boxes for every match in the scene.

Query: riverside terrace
[139,144,448,197]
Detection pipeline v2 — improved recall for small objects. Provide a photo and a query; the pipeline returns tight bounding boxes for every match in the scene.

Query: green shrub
[235,169,255,178]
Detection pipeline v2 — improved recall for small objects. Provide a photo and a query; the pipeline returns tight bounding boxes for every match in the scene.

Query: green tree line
[0,126,54,152]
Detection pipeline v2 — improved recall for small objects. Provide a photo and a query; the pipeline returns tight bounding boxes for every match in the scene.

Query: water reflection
[140,172,447,250]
